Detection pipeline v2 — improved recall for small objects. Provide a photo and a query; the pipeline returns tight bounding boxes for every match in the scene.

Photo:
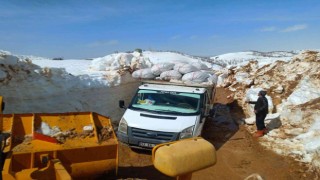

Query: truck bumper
[117,127,180,149]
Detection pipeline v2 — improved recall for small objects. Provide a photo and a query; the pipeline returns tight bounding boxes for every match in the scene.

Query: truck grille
[131,127,177,141]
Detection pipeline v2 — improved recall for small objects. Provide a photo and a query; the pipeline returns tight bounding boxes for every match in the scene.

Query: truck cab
[117,81,214,149]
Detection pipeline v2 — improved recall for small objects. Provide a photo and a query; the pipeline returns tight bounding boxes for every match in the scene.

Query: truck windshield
[129,89,201,115]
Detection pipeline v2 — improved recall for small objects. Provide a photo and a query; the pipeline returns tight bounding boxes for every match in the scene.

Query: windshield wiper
[154,109,176,112]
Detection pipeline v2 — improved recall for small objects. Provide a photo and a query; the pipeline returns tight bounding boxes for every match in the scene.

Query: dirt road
[104,87,317,180]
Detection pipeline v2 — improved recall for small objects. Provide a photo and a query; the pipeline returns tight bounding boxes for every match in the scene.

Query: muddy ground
[102,87,318,180]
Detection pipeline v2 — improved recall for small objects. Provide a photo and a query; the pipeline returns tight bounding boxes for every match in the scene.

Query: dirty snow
[1,49,320,172]
[224,50,320,173]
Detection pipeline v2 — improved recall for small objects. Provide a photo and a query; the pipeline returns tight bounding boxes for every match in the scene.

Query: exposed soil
[101,87,318,180]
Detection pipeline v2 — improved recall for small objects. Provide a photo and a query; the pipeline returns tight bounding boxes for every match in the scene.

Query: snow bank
[220,50,320,171]
[90,52,153,71]
[0,50,140,121]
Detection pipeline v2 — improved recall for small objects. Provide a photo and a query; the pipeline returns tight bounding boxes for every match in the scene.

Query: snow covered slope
[220,50,320,173]
[210,51,298,67]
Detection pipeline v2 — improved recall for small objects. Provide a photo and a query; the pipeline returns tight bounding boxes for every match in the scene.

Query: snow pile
[18,55,51,61]
[143,51,212,66]
[0,50,139,121]
[218,50,320,171]
[0,50,220,121]
[90,52,152,71]
[210,51,297,68]
[0,50,20,65]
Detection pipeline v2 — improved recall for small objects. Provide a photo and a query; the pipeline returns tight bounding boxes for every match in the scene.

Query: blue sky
[0,0,319,58]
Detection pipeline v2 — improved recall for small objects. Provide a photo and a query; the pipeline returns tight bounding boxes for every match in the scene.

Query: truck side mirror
[119,100,126,109]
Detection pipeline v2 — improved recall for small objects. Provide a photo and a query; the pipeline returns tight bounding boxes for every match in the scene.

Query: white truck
[117,80,215,149]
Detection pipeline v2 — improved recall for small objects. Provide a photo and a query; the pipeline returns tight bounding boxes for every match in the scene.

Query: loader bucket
[0,112,118,179]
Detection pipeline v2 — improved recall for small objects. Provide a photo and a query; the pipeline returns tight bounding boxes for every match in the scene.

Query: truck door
[194,92,209,136]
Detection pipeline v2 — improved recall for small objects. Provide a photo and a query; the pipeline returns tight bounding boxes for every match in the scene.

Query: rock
[245,117,255,125]
[274,85,284,94]
[99,126,113,142]
[244,173,264,180]
[245,113,280,127]
[244,79,254,87]
[234,72,249,83]
[265,113,282,130]
[284,128,304,136]
[52,132,63,138]
[260,83,271,90]
[83,125,94,132]
[235,118,245,125]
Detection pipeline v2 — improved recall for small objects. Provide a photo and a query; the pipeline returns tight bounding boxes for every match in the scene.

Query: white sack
[151,63,175,76]
[174,63,198,74]
[132,68,155,79]
[182,71,210,83]
[207,74,218,84]
[160,70,182,81]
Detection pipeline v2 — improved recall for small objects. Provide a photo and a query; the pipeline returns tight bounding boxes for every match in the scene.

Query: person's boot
[263,128,268,134]
[253,130,264,137]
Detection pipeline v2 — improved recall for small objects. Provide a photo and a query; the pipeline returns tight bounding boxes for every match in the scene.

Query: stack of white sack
[132,62,218,84]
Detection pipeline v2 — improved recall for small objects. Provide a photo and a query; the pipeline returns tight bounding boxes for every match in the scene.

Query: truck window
[129,89,201,115]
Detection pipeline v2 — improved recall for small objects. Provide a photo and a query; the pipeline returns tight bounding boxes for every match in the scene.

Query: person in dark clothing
[247,90,269,137]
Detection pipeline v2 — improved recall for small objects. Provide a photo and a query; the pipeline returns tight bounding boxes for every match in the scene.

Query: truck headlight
[118,117,128,135]
[179,126,194,139]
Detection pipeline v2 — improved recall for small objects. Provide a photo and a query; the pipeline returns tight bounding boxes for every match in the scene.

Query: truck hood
[123,109,198,133]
